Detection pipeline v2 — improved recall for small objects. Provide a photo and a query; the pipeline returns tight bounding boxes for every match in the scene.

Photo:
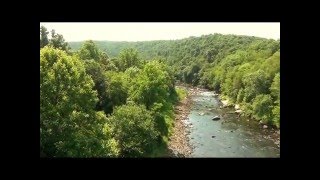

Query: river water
[187,90,280,157]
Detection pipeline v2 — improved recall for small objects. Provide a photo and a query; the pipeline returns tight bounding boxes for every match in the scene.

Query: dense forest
[41,25,280,157]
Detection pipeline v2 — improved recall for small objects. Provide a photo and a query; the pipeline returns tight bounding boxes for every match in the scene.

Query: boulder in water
[212,116,220,120]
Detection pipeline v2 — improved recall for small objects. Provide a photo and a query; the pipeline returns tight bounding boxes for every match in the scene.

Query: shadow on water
[187,90,280,157]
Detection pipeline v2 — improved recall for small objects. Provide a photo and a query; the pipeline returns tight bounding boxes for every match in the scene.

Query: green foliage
[69,34,261,85]
[124,66,140,79]
[129,60,173,110]
[41,31,281,157]
[183,63,201,85]
[40,46,118,157]
[104,71,129,113]
[83,60,108,111]
[272,105,280,128]
[40,26,49,48]
[242,70,271,103]
[252,94,273,124]
[270,73,280,102]
[117,48,141,71]
[197,38,279,127]
[176,87,188,100]
[107,104,160,157]
[101,48,142,72]
[236,88,245,103]
[106,58,120,71]
[270,73,280,128]
[78,40,101,61]
[49,29,71,52]
[40,26,71,53]
[127,60,177,150]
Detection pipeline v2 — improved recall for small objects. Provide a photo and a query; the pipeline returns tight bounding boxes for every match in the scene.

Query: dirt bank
[167,87,207,157]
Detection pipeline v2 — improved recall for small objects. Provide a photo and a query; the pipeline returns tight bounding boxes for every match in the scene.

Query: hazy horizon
[40,23,280,42]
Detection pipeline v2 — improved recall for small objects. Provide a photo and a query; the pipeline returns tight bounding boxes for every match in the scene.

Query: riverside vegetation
[40,26,280,157]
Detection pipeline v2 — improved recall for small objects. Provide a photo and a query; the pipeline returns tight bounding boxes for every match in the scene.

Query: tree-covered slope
[41,26,280,158]
[70,34,280,128]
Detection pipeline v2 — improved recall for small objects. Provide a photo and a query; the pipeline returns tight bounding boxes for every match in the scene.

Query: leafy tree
[261,51,280,79]
[104,71,129,114]
[272,105,280,128]
[117,48,141,71]
[68,34,278,91]
[252,94,273,124]
[270,73,280,102]
[107,104,159,157]
[83,60,108,111]
[183,63,201,85]
[107,58,120,71]
[236,88,245,103]
[78,40,101,61]
[99,51,109,70]
[40,26,49,48]
[49,29,71,52]
[40,46,118,157]
[242,70,271,103]
[124,67,141,84]
[130,60,172,110]
[270,73,280,128]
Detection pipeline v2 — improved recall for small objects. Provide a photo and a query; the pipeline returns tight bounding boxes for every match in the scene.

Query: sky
[40,23,280,42]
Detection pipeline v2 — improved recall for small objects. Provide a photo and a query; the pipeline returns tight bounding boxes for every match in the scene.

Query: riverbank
[219,96,280,148]
[169,86,280,157]
[167,86,202,157]
[168,87,214,157]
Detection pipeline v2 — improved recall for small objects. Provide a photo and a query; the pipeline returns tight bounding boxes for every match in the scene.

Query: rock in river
[212,116,220,120]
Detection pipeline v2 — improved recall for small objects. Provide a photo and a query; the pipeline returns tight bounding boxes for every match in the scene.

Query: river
[185,88,280,157]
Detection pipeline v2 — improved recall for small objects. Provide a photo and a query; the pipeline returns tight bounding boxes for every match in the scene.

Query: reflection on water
[188,91,280,157]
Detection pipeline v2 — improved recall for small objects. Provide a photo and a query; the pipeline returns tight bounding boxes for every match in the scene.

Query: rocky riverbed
[168,86,280,157]
[167,87,204,157]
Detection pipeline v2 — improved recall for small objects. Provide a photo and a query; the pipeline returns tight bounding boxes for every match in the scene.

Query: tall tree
[130,60,172,110]
[49,29,71,52]
[107,103,159,157]
[40,26,49,48]
[40,46,118,157]
[270,73,280,102]
[83,60,108,112]
[118,48,141,71]
[78,40,101,61]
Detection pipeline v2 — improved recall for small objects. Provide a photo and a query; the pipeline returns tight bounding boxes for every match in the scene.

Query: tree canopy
[41,26,280,157]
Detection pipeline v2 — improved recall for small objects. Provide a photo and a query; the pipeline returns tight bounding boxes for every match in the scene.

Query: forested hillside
[70,34,280,128]
[41,25,280,157]
[41,26,179,157]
